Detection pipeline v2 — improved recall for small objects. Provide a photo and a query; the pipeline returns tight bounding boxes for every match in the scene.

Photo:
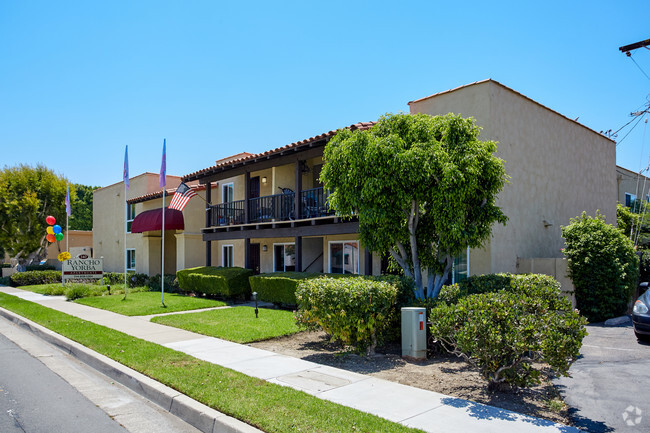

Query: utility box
[401,307,427,359]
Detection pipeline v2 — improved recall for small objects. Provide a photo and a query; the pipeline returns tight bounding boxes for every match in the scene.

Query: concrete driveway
[554,318,650,432]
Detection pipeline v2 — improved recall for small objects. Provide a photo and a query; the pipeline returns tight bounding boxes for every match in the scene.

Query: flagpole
[124,179,128,299]
[160,139,167,307]
[123,145,129,300]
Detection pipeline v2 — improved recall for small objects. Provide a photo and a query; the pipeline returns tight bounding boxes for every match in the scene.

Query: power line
[617,113,647,147]
[629,55,650,81]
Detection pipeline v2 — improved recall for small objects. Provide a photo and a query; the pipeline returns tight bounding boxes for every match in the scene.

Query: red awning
[131,208,185,233]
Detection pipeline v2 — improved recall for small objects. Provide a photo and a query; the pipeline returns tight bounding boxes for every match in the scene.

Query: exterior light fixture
[262,176,267,184]
[262,245,268,252]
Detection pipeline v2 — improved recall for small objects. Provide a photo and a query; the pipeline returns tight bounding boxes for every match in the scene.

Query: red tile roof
[183,121,376,182]
[127,184,206,205]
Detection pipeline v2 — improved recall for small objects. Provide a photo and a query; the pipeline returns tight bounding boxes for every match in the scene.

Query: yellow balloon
[46,226,54,235]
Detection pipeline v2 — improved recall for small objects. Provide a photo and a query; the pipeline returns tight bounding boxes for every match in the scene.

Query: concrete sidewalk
[0,287,579,433]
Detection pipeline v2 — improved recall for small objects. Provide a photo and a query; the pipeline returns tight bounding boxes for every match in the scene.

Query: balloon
[46,234,56,243]
[46,226,54,235]
[55,232,63,241]
[46,215,56,225]
[53,225,62,234]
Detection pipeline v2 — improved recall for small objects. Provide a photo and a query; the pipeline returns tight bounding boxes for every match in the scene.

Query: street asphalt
[554,318,650,433]
[0,313,203,433]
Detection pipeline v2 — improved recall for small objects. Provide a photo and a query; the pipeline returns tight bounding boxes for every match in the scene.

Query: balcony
[208,187,334,227]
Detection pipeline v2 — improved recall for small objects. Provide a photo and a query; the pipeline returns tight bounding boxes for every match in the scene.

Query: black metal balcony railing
[208,187,334,227]
[210,199,245,226]
[300,187,334,219]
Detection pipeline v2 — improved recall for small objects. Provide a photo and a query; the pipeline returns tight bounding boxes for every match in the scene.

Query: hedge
[10,270,62,286]
[25,264,56,271]
[177,266,253,299]
[250,272,414,308]
[430,273,587,390]
[296,276,401,355]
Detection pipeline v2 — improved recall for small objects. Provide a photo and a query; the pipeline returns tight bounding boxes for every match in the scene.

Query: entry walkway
[0,287,579,433]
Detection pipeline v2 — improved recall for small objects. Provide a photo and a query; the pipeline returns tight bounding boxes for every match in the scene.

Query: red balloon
[46,215,56,225]
[46,234,56,243]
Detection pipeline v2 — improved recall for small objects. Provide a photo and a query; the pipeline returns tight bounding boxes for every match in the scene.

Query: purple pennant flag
[159,139,167,188]
[65,184,71,216]
[123,145,129,189]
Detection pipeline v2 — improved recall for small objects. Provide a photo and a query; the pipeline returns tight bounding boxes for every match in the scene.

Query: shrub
[10,270,61,286]
[1,263,11,268]
[65,284,106,300]
[295,277,400,355]
[250,272,414,309]
[437,273,564,305]
[147,274,179,292]
[177,266,253,299]
[640,251,650,283]
[562,212,639,322]
[0,276,12,286]
[249,272,324,306]
[430,280,587,390]
[103,272,149,288]
[25,264,56,271]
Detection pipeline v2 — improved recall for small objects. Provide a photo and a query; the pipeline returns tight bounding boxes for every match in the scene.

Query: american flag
[169,182,197,211]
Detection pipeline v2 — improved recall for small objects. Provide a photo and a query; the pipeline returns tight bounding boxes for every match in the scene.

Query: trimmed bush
[295,277,400,355]
[0,276,12,286]
[25,264,56,271]
[430,277,587,390]
[562,212,639,322]
[177,266,253,299]
[437,273,564,305]
[249,272,323,306]
[250,272,414,309]
[10,270,61,286]
[103,272,149,288]
[1,263,11,268]
[147,274,179,292]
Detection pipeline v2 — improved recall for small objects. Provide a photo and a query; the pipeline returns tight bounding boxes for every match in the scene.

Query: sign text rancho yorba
[62,258,103,280]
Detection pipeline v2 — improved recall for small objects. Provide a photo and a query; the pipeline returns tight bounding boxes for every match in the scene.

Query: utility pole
[619,39,650,56]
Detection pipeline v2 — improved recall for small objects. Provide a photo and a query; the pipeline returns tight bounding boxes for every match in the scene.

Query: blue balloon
[53,225,62,234]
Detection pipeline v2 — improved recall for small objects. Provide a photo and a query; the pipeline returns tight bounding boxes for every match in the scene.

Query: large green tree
[321,113,508,299]
[69,183,98,231]
[0,164,71,265]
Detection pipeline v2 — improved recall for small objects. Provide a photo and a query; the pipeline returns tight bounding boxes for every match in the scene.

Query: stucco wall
[617,165,650,205]
[410,80,617,275]
[45,230,93,269]
[93,173,181,273]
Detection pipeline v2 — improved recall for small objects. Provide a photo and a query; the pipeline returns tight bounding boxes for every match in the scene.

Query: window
[625,193,637,208]
[329,241,359,274]
[274,243,295,272]
[222,245,234,267]
[451,247,470,284]
[222,183,234,203]
[126,203,136,233]
[126,249,136,271]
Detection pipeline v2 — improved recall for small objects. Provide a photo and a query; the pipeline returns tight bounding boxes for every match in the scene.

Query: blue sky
[1,1,649,188]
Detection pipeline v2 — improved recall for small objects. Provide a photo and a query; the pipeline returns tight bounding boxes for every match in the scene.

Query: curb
[0,306,263,433]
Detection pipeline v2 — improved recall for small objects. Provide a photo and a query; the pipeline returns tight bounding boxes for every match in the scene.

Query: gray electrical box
[401,307,427,359]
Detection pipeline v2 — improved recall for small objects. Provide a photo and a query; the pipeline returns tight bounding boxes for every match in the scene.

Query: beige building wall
[410,80,617,275]
[617,165,650,206]
[44,230,93,270]
[93,173,182,273]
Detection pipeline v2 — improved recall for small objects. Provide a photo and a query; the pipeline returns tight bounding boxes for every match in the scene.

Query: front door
[249,243,261,274]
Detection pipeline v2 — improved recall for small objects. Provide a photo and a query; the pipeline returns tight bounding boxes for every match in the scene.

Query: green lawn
[74,291,226,316]
[151,306,302,343]
[0,292,422,433]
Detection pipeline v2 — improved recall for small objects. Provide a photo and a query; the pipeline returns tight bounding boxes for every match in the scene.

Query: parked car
[632,283,650,341]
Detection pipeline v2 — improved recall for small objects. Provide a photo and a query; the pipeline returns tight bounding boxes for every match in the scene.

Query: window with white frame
[126,249,136,271]
[274,243,295,272]
[222,245,234,267]
[329,241,359,274]
[126,203,136,233]
[222,183,234,203]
